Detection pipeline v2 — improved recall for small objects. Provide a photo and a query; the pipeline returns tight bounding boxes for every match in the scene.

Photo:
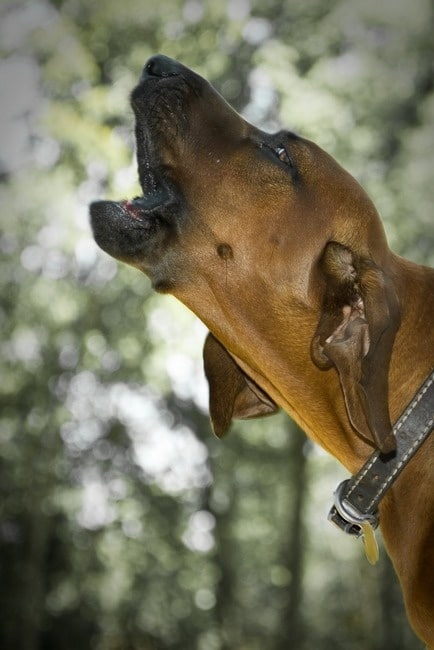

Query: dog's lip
[121,199,143,220]
[137,147,161,196]
[120,197,154,221]
[90,189,170,227]
[119,189,170,219]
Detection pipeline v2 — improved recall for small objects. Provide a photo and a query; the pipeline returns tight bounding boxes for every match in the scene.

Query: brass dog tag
[361,522,379,565]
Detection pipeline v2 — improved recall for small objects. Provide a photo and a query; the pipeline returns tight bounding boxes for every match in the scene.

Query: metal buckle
[329,480,380,564]
[328,479,379,538]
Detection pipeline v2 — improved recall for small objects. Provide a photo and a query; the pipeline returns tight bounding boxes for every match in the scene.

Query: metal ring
[333,480,379,532]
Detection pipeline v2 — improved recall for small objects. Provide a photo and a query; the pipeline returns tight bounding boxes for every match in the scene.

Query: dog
[90,55,434,646]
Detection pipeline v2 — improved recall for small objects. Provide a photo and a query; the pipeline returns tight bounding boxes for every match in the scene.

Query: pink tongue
[122,200,143,219]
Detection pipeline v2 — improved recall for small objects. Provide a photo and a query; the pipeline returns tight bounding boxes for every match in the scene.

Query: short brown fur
[90,56,434,646]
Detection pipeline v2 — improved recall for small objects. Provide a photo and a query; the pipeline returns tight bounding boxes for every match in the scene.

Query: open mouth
[89,86,174,257]
[90,55,193,264]
[90,95,175,256]
[89,148,183,267]
[120,186,170,220]
[89,183,172,251]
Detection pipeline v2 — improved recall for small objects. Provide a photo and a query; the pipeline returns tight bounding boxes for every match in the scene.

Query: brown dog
[90,55,434,646]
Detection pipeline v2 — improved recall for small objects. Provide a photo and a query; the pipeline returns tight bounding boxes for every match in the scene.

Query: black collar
[328,369,434,562]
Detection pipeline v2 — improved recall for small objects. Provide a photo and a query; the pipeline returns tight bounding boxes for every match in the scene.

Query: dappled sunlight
[77,473,116,530]
[62,370,211,494]
[147,302,209,409]
[183,510,216,553]
[0,55,43,174]
[134,424,211,493]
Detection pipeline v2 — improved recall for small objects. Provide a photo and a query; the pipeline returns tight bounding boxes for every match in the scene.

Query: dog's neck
[388,256,434,421]
[207,256,433,474]
[208,322,373,473]
[177,251,433,474]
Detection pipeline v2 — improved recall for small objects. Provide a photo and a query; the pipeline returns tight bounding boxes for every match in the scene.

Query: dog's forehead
[128,57,386,279]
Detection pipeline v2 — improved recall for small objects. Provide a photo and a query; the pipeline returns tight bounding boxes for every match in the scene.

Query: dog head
[90,55,308,293]
[90,55,400,454]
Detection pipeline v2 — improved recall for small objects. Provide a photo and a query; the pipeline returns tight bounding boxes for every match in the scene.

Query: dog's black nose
[142,55,183,79]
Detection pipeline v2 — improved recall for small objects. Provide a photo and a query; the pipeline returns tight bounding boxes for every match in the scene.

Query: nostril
[142,55,182,79]
[145,59,157,76]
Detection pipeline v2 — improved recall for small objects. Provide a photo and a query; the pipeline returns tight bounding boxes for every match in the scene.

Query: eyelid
[259,141,294,169]
[275,145,292,166]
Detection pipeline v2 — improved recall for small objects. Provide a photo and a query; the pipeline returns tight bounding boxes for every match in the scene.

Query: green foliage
[1,0,431,648]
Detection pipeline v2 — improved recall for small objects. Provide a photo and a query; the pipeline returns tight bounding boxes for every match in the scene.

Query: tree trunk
[276,423,310,650]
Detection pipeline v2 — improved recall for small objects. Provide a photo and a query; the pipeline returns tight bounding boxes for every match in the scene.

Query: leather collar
[329,369,434,546]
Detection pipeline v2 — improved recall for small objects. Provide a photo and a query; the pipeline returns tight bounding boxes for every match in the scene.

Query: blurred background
[1,0,433,648]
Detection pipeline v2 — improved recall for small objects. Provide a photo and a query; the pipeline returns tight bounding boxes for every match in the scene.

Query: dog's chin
[89,191,169,263]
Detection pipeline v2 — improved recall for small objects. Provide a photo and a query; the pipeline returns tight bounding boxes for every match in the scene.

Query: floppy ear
[203,332,278,438]
[311,242,400,454]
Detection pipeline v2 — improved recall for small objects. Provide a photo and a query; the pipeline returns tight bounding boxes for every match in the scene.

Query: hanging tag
[361,522,379,565]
